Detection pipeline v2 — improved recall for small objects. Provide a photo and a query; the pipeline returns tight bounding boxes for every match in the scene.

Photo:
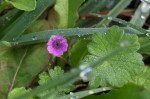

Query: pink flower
[47,35,68,56]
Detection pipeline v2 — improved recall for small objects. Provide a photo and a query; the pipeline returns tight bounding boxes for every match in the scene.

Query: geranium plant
[0,0,150,99]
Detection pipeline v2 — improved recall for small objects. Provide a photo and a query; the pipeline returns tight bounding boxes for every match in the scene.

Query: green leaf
[0,56,11,99]
[0,49,25,98]
[38,66,74,97]
[38,66,64,85]
[38,72,52,85]
[0,40,13,56]
[85,83,150,99]
[0,48,45,98]
[0,44,49,90]
[1,0,55,41]
[7,0,36,11]
[8,27,142,47]
[138,37,150,55]
[70,40,90,67]
[38,72,52,97]
[48,66,64,79]
[49,0,84,28]
[8,87,33,99]
[84,26,144,87]
[0,9,19,30]
[15,44,49,87]
[133,67,150,90]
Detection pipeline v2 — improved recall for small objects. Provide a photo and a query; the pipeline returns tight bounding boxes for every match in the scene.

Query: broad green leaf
[0,15,51,97]
[0,49,23,99]
[0,18,50,98]
[0,21,50,97]
[7,0,36,11]
[0,45,49,98]
[8,87,33,99]
[138,37,150,55]
[70,40,90,67]
[84,26,144,87]
[0,55,11,99]
[15,44,49,87]
[133,67,150,90]
[85,83,150,99]
[0,44,49,88]
[49,0,84,28]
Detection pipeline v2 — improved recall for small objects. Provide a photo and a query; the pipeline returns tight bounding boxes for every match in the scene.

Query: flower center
[52,39,62,49]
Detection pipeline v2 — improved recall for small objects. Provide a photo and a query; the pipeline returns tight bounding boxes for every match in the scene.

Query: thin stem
[59,56,71,66]
[9,49,28,91]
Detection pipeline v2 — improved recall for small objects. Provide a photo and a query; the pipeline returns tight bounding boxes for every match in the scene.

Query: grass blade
[96,0,132,27]
[9,27,142,46]
[92,13,150,35]
[130,3,150,27]
[1,0,55,41]
[61,87,112,99]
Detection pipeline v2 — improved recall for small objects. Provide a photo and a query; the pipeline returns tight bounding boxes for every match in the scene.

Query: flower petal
[47,35,68,56]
